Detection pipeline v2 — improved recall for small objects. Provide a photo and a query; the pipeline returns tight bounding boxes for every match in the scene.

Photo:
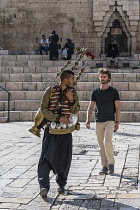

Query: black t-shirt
[91,86,120,122]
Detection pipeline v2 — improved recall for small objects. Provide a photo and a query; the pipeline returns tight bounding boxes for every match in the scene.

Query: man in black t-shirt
[86,68,120,175]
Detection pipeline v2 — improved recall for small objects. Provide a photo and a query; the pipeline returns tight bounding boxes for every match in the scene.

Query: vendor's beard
[67,83,74,88]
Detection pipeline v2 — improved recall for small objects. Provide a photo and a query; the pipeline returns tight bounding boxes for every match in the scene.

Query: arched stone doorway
[101,9,132,57]
[105,19,128,56]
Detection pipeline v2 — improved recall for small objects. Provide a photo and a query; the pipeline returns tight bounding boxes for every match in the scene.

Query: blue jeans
[39,46,48,55]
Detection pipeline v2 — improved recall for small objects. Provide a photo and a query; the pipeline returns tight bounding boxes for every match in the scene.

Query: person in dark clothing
[38,70,80,197]
[63,39,75,60]
[107,40,119,58]
[86,68,120,175]
[49,30,59,60]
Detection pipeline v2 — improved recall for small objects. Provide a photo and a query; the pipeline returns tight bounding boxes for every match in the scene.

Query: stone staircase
[0,55,140,123]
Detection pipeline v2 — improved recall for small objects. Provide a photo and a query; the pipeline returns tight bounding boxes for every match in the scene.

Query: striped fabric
[49,85,73,117]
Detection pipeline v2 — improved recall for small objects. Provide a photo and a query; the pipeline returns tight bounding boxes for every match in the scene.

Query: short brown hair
[60,70,74,81]
[98,68,111,80]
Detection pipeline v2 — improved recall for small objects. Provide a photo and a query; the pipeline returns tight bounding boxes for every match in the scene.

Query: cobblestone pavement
[0,122,140,210]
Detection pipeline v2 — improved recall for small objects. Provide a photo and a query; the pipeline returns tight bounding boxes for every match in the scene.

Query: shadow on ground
[41,191,139,210]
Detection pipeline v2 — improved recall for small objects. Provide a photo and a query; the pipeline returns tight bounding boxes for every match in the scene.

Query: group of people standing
[39,30,75,61]
[35,67,120,198]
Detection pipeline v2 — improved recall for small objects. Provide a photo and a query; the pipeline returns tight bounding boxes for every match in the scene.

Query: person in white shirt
[39,35,49,55]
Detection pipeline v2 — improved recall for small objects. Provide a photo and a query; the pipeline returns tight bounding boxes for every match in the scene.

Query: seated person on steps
[39,35,49,55]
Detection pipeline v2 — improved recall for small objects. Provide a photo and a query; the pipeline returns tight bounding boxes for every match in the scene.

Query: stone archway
[105,19,128,56]
[101,9,132,56]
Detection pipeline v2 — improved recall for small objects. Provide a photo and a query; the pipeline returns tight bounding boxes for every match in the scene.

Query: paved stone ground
[0,122,140,210]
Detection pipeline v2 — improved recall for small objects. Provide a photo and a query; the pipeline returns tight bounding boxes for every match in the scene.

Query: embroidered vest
[49,85,73,117]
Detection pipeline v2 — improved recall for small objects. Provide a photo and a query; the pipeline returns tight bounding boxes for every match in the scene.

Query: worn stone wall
[93,0,140,56]
[0,0,96,53]
[0,0,140,56]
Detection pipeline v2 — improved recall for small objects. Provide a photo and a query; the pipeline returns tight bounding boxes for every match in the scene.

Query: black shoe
[108,165,114,175]
[57,186,65,194]
[99,166,108,175]
[39,188,48,197]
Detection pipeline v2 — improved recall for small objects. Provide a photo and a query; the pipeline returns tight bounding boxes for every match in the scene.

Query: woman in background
[63,39,75,60]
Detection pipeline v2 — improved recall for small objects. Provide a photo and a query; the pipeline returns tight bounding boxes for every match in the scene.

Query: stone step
[0,90,140,101]
[0,100,40,111]
[1,66,140,74]
[0,55,140,67]
[0,59,140,68]
[86,59,140,68]
[0,112,4,117]
[79,90,140,101]
[78,111,140,122]
[0,109,7,122]
[0,91,43,100]
[0,117,7,123]
[1,110,140,122]
[0,59,83,67]
[77,82,140,91]
[1,100,140,112]
[0,50,9,55]
[0,55,138,62]
[0,55,49,61]
[0,81,140,91]
[80,101,140,111]
[0,55,140,123]
[1,111,35,121]
[1,72,140,82]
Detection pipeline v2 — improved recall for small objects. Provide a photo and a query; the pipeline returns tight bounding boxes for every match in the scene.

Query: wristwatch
[115,121,120,124]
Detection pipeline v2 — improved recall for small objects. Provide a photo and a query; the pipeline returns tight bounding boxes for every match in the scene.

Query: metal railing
[0,85,11,122]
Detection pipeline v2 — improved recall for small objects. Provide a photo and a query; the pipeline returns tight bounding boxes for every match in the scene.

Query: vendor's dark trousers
[38,158,69,191]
